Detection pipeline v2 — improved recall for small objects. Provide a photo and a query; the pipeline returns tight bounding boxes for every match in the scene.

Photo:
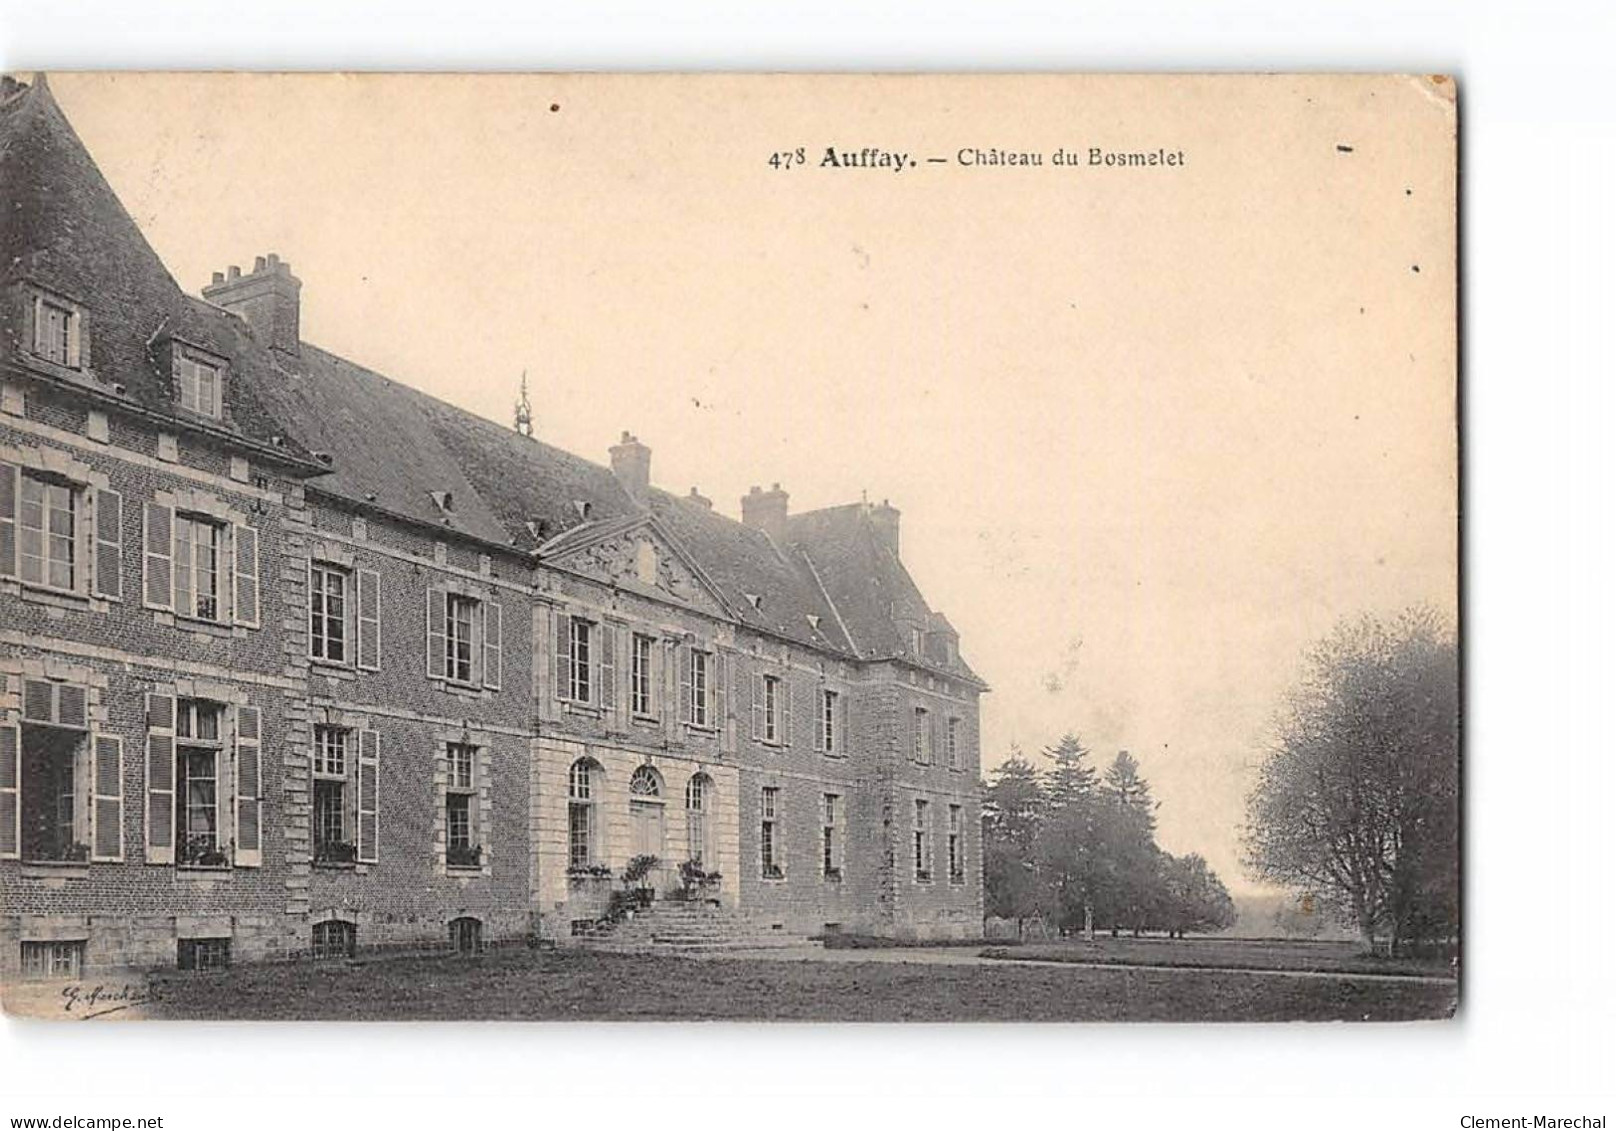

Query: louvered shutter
[64,309,81,369]
[142,502,173,610]
[552,609,571,702]
[94,488,123,599]
[425,588,447,680]
[55,683,87,729]
[841,694,852,757]
[781,679,794,747]
[357,729,379,863]
[144,693,176,864]
[751,672,765,740]
[677,645,693,725]
[232,523,259,626]
[483,601,503,690]
[714,651,729,743]
[0,461,19,577]
[234,706,261,866]
[0,722,18,859]
[813,687,825,752]
[597,621,614,710]
[934,713,947,768]
[357,568,381,670]
[86,733,123,862]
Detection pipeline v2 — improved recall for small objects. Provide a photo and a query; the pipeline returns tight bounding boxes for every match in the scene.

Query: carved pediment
[546,521,729,616]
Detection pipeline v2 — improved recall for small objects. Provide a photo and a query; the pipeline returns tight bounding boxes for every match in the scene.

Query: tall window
[760,786,783,878]
[913,799,932,882]
[309,564,349,663]
[566,616,593,702]
[948,805,965,883]
[822,793,842,880]
[686,774,711,866]
[567,758,598,868]
[446,742,478,867]
[312,726,351,861]
[177,353,222,418]
[947,718,962,770]
[690,648,712,727]
[17,472,76,590]
[762,675,781,743]
[913,706,932,764]
[445,595,478,684]
[176,700,224,864]
[33,297,77,367]
[19,721,84,862]
[174,514,223,622]
[631,633,655,717]
[820,689,839,755]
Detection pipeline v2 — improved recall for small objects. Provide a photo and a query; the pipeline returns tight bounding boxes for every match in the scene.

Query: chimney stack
[741,483,790,544]
[609,431,651,503]
[869,498,901,558]
[686,487,712,510]
[202,254,301,356]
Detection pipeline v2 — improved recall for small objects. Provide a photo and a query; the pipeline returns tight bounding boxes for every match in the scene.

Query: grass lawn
[137,947,1458,1022]
[984,935,1457,981]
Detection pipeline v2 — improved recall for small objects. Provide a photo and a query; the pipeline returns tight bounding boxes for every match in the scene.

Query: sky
[45,73,1457,893]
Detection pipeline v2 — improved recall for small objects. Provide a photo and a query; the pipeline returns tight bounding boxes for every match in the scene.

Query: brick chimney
[609,431,651,502]
[868,498,900,557]
[741,483,789,544]
[202,254,301,356]
[686,487,712,510]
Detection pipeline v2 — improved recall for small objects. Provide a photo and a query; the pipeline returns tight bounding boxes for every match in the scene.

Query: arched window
[448,916,483,955]
[629,765,662,798]
[686,773,714,867]
[311,919,356,960]
[568,758,602,868]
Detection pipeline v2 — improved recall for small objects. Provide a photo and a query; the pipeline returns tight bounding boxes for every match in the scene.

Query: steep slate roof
[0,78,320,470]
[786,503,983,683]
[2,75,979,682]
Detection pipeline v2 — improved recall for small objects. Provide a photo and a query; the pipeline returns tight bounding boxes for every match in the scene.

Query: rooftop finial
[514,370,534,438]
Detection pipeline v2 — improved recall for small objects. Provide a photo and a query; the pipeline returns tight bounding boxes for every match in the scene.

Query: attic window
[744,593,763,611]
[806,614,821,632]
[572,500,592,521]
[172,343,226,419]
[431,491,454,514]
[28,290,83,370]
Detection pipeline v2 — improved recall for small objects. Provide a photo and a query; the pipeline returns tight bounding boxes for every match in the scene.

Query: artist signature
[59,981,159,1019]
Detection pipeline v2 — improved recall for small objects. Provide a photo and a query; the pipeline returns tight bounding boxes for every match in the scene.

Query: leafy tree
[1244,607,1459,952]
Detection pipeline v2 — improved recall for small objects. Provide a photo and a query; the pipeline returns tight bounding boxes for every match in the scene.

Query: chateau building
[0,75,985,976]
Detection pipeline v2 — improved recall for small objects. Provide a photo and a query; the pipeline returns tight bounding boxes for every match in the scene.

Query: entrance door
[629,800,665,860]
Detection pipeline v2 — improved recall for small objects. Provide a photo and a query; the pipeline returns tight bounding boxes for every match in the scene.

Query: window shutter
[781,679,794,747]
[597,622,615,710]
[841,695,852,757]
[357,568,381,670]
[93,488,123,599]
[425,588,447,680]
[91,734,125,862]
[357,729,379,863]
[232,523,260,627]
[65,310,82,369]
[234,706,261,867]
[751,672,765,740]
[715,651,729,741]
[483,601,503,690]
[552,609,571,701]
[144,693,176,865]
[0,722,18,860]
[142,502,173,610]
[0,461,18,578]
[677,646,693,725]
[814,688,825,752]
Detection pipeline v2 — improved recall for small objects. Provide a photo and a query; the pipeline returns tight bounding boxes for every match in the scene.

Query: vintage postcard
[0,73,1457,1021]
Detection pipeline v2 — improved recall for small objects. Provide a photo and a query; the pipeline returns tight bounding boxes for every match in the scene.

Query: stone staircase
[574,899,817,953]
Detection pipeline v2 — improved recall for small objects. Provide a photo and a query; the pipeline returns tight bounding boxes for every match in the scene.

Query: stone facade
[0,75,986,978]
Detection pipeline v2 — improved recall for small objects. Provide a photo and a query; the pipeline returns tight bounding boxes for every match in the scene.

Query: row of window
[0,462,261,628]
[757,786,968,886]
[26,288,226,421]
[17,915,489,979]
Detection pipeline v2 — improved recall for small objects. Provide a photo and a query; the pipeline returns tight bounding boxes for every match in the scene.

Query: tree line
[983,739,1236,938]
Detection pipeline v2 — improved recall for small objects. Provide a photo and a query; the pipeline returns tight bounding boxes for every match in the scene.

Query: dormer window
[25,289,84,370]
[176,352,222,418]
